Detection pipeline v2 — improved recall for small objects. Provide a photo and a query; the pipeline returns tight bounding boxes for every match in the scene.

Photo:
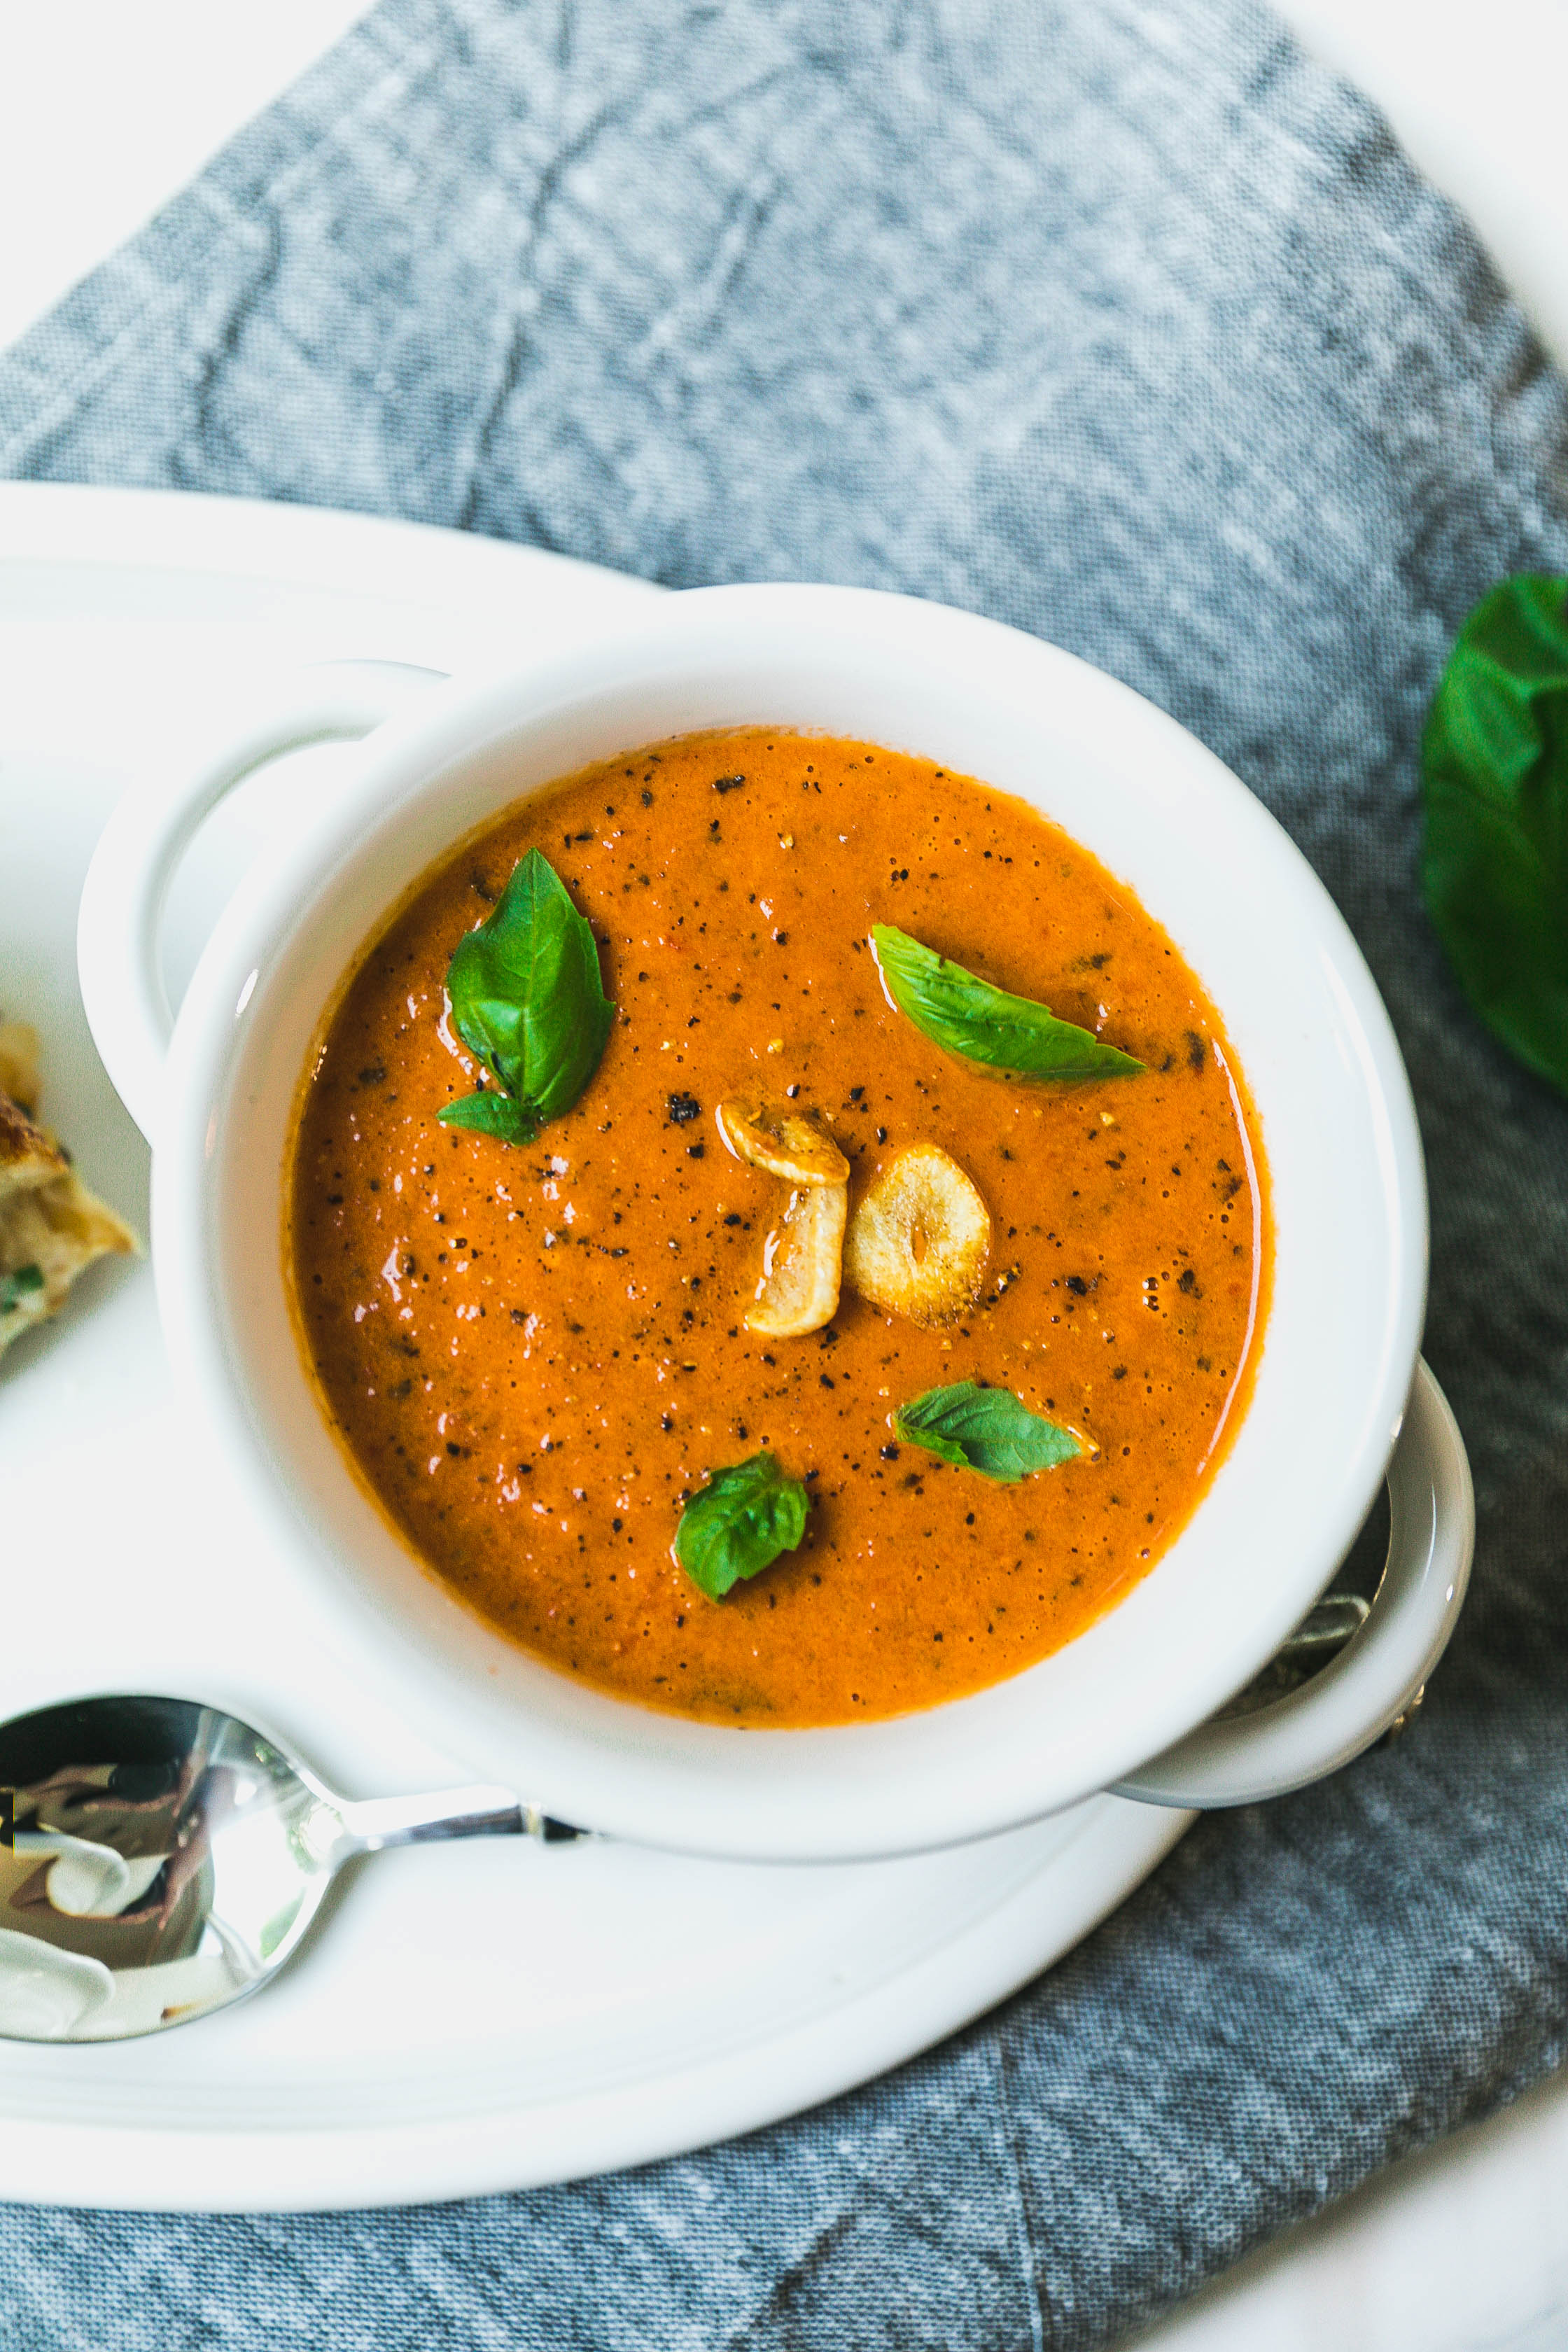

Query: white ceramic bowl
[78,585,1472,1861]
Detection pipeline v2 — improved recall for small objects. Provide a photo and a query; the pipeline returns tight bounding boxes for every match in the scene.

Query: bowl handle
[1114,1358,1473,1808]
[77,662,444,1143]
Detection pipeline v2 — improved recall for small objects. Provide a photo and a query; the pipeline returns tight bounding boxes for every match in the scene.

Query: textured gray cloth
[4,1,1568,2344]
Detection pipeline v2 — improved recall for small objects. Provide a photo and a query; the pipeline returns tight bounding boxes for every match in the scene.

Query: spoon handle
[335,1786,576,1854]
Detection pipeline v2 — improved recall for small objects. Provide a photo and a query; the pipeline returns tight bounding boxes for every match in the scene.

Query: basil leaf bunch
[871,925,1142,1082]
[0,1264,43,1317]
[894,1381,1082,1481]
[1422,575,1568,1098]
[440,849,615,1144]
[673,1451,810,1600]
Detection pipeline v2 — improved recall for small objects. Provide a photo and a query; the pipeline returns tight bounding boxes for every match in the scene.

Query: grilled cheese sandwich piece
[0,1078,136,1359]
[0,1021,41,1116]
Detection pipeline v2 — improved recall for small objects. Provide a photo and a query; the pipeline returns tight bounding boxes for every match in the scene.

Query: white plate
[0,482,1188,2211]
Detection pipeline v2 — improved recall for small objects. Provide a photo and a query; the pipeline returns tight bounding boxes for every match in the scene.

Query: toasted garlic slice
[844,1142,991,1328]
[717,1096,850,1187]
[746,1181,848,1338]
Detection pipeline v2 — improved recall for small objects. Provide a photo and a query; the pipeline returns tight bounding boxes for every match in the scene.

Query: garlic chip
[844,1143,991,1327]
[746,1181,848,1338]
[717,1097,850,1187]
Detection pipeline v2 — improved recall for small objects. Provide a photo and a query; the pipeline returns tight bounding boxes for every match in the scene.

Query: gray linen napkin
[4,1,1567,2345]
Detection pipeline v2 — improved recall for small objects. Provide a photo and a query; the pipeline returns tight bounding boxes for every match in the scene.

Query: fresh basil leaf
[0,1264,44,1316]
[1422,574,1568,1098]
[443,848,615,1140]
[894,1380,1082,1481]
[871,925,1142,1081]
[437,1091,542,1144]
[673,1451,810,1601]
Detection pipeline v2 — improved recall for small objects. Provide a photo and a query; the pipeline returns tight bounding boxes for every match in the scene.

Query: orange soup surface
[288,729,1269,1726]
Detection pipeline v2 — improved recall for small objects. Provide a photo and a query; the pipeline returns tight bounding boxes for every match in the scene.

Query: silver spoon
[0,1695,579,2043]
[0,1582,1385,2045]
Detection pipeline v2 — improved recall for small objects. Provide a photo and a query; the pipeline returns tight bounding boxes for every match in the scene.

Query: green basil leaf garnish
[894,1380,1082,1481]
[673,1451,810,1600]
[871,925,1143,1081]
[0,1264,44,1316]
[439,848,615,1142]
[437,1091,542,1145]
[1422,575,1568,1098]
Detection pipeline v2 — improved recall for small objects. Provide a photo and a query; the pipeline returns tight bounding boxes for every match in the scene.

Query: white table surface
[4,5,1567,2341]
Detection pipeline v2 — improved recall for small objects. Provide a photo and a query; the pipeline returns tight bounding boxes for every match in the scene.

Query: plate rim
[0,481,1189,2211]
[0,1795,1185,2212]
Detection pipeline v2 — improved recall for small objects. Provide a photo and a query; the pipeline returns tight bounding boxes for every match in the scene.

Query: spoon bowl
[0,1695,571,2042]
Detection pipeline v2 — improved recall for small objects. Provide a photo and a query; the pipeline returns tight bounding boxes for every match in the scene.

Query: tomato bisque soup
[288,728,1270,1727]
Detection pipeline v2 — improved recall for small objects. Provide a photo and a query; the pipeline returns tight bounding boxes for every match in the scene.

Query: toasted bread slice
[0,1021,40,1116]
[0,1092,136,1358]
[717,1097,850,1187]
[745,1180,848,1338]
[844,1142,990,1327]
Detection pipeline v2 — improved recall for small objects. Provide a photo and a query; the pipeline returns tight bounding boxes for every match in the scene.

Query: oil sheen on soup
[288,729,1270,1727]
